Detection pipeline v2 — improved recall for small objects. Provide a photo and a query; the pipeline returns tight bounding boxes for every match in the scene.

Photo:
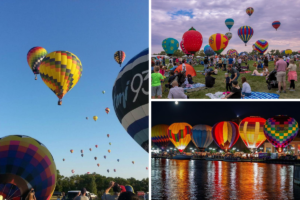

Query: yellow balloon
[39,51,83,105]
[168,122,192,152]
[93,116,98,121]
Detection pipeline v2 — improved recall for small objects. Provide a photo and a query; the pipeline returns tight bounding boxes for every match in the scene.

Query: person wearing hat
[124,185,134,194]
[118,192,139,200]
[74,188,89,200]
[102,181,121,200]
[119,185,126,193]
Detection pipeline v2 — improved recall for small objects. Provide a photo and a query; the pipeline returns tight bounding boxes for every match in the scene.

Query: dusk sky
[152,0,300,54]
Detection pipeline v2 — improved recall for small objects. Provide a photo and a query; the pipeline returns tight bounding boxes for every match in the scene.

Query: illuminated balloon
[112,48,148,152]
[238,26,254,46]
[182,27,203,54]
[168,122,192,152]
[180,41,191,55]
[151,124,170,151]
[102,91,105,94]
[94,157,97,160]
[95,145,98,148]
[254,40,269,55]
[191,125,213,151]
[204,45,215,56]
[252,44,256,50]
[89,148,92,151]
[212,121,240,151]
[39,51,82,105]
[225,32,232,41]
[108,149,111,153]
[162,38,179,56]
[0,135,56,200]
[105,107,110,114]
[70,149,74,153]
[209,33,229,54]
[239,52,248,57]
[93,116,98,121]
[97,163,100,167]
[272,21,281,31]
[239,116,267,149]
[227,49,238,57]
[225,18,234,31]
[264,115,299,153]
[114,51,126,67]
[27,47,47,80]
[286,49,292,55]
[246,7,254,17]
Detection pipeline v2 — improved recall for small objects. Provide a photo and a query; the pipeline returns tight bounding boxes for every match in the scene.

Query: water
[151,158,300,200]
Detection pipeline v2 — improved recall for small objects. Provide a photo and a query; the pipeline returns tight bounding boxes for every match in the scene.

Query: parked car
[90,193,97,199]
[66,190,91,200]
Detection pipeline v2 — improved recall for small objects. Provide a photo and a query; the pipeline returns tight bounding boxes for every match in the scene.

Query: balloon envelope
[246,7,254,17]
[238,26,254,46]
[151,124,170,151]
[191,125,213,151]
[93,116,98,121]
[114,51,126,67]
[209,33,229,54]
[27,47,47,75]
[225,32,232,40]
[254,40,269,55]
[168,122,192,152]
[180,40,191,55]
[182,27,203,54]
[286,49,292,55]
[272,21,281,31]
[112,49,149,152]
[204,45,215,56]
[225,19,234,30]
[212,121,239,151]
[227,49,238,57]
[162,38,179,55]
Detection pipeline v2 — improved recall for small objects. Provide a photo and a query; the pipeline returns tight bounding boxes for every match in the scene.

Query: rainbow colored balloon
[254,40,269,55]
[246,7,254,17]
[27,47,47,79]
[238,26,254,46]
[162,38,179,56]
[285,49,292,55]
[208,33,229,55]
[227,49,238,57]
[264,115,299,153]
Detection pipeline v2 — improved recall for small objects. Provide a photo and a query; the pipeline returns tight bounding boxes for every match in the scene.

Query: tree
[270,49,275,55]
[173,49,185,57]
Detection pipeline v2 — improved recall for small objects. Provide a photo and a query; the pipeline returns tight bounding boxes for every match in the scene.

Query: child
[187,74,194,84]
[224,73,231,91]
[159,65,165,76]
[253,62,257,70]
[218,57,223,69]
[151,66,164,99]
[212,66,218,75]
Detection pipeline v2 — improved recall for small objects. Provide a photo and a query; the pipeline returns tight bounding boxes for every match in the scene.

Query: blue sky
[0,0,148,180]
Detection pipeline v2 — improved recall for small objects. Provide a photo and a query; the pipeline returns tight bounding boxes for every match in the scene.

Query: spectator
[151,66,164,98]
[61,192,66,200]
[224,73,231,91]
[120,185,126,193]
[287,59,297,91]
[241,77,252,97]
[275,55,287,93]
[118,192,139,200]
[74,188,89,200]
[205,72,215,88]
[222,80,241,99]
[25,188,36,200]
[101,182,120,200]
[204,56,209,71]
[227,65,240,84]
[167,81,188,99]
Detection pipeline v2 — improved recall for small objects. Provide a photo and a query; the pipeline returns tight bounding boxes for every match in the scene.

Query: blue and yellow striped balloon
[238,26,254,46]
[162,38,179,56]
[225,18,234,31]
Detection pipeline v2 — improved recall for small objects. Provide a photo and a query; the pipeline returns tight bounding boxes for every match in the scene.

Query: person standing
[287,59,297,91]
[151,66,164,98]
[264,56,269,70]
[102,182,121,200]
[275,55,287,93]
[204,57,209,72]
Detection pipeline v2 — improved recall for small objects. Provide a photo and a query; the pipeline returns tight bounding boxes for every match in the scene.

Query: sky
[151,0,300,54]
[0,0,148,180]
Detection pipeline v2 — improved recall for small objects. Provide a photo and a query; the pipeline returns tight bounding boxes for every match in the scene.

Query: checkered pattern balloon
[246,7,254,17]
[27,47,47,74]
[264,115,299,148]
[0,135,56,200]
[227,49,238,57]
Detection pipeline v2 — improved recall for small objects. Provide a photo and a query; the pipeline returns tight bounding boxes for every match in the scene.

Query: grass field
[160,60,300,99]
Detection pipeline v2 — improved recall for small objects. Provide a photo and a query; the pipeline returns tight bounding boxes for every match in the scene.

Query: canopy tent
[174,64,197,77]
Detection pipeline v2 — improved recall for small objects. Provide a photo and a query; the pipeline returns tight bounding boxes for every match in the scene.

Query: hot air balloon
[182,27,203,54]
[70,149,74,153]
[225,18,234,31]
[102,91,105,94]
[204,45,215,56]
[227,49,238,57]
[112,49,148,153]
[146,167,148,170]
[107,134,110,138]
[168,122,192,152]
[114,169,116,172]
[39,51,82,105]
[191,125,213,152]
[81,154,84,157]
[117,159,119,162]
[114,50,126,67]
[95,145,98,148]
[94,157,97,160]
[286,49,293,55]
[180,41,191,55]
[162,38,179,56]
[209,33,229,54]
[281,50,285,55]
[252,44,256,51]
[105,107,110,114]
[238,26,254,46]
[132,161,135,164]
[272,21,281,31]
[107,169,109,173]
[63,158,65,161]
[212,121,240,151]
[254,40,269,55]
[109,142,111,145]
[239,52,249,57]
[86,117,88,120]
[81,150,83,153]
[104,155,106,159]
[0,135,56,200]
[125,185,134,193]
[225,32,232,41]
[246,7,254,17]
[27,47,47,80]
[151,124,170,151]
[97,163,100,167]
[93,116,98,121]
[264,115,299,153]
[89,148,92,151]
[108,149,111,153]
[72,170,75,173]
[239,117,267,151]
[87,172,90,174]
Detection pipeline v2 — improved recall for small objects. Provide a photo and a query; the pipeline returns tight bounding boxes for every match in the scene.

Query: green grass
[161,60,300,99]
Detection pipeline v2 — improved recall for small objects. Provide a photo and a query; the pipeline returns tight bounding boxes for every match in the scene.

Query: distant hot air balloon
[27,47,47,80]
[162,38,179,56]
[151,124,170,151]
[132,161,135,164]
[254,40,269,55]
[252,44,256,51]
[107,169,109,173]
[272,21,281,31]
[94,157,97,160]
[93,116,98,121]
[204,45,215,56]
[168,122,192,152]
[225,18,234,31]
[180,40,191,55]
[182,27,203,54]
[246,7,254,17]
[146,167,148,170]
[104,155,106,159]
[117,159,119,162]
[225,32,232,41]
[238,26,254,46]
[281,50,285,55]
[114,50,126,67]
[63,158,65,161]
[114,169,116,172]
[72,170,75,173]
[86,117,88,120]
[81,150,83,153]
[286,49,293,55]
[107,134,110,138]
[264,115,299,153]
[209,33,229,54]
[81,154,84,157]
[239,116,267,150]
[89,148,92,151]
[39,51,82,105]
[191,125,213,152]
[97,163,100,167]
[95,145,98,148]
[102,91,105,94]
[105,107,110,114]
[70,149,74,153]
[109,142,111,145]
[112,48,149,153]
[108,149,111,153]
[227,49,238,57]
[212,121,240,151]
[87,172,90,174]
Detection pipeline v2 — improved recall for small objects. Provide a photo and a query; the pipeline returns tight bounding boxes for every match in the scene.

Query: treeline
[54,170,148,198]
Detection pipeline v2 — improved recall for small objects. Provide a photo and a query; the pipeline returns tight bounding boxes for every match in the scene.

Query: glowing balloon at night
[225,18,234,31]
[239,116,267,149]
[27,46,47,80]
[151,124,170,151]
[209,33,229,55]
[264,115,299,153]
[212,121,239,151]
[168,122,192,152]
[191,125,213,151]
[272,21,281,31]
[254,40,269,55]
[246,7,254,17]
[238,26,254,46]
[112,48,149,152]
[162,38,179,56]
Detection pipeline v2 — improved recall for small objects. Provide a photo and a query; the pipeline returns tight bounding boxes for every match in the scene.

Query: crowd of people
[151,53,299,99]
